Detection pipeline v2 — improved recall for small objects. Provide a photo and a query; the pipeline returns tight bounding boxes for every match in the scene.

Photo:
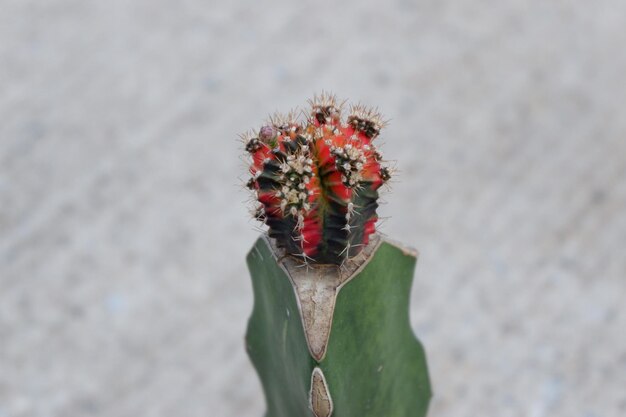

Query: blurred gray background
[1,0,625,416]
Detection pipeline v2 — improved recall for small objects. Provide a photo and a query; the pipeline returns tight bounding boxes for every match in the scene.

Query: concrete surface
[1,1,625,416]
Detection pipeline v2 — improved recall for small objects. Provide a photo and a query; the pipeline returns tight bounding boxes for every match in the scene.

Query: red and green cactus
[243,92,392,265]
[243,94,431,417]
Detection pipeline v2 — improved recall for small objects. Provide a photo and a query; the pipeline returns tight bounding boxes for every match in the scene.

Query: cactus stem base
[246,234,431,417]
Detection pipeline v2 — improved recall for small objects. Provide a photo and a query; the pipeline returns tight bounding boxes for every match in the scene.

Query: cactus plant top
[243,92,392,265]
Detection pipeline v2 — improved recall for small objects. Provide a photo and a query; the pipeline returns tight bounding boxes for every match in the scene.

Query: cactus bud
[259,125,276,143]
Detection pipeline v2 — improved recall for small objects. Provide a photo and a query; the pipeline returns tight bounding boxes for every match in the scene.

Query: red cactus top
[244,93,391,265]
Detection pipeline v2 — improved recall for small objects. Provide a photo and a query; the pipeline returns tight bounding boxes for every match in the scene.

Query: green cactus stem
[245,235,432,417]
[243,92,392,265]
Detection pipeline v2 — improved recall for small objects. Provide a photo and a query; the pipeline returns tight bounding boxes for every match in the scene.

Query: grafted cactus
[243,93,391,265]
[242,94,431,417]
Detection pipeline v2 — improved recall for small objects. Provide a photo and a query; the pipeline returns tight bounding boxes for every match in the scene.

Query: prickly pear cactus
[242,94,432,417]
[243,92,391,265]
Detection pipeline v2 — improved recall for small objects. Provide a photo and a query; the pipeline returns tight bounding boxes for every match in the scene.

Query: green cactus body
[244,93,390,265]
[245,236,432,417]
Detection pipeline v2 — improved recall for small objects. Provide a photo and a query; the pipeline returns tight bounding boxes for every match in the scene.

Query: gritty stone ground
[1,1,625,416]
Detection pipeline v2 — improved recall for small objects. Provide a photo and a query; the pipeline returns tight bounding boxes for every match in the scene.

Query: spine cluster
[243,93,392,265]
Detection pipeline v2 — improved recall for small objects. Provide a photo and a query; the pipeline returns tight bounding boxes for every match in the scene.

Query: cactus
[242,94,432,417]
[243,92,390,265]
